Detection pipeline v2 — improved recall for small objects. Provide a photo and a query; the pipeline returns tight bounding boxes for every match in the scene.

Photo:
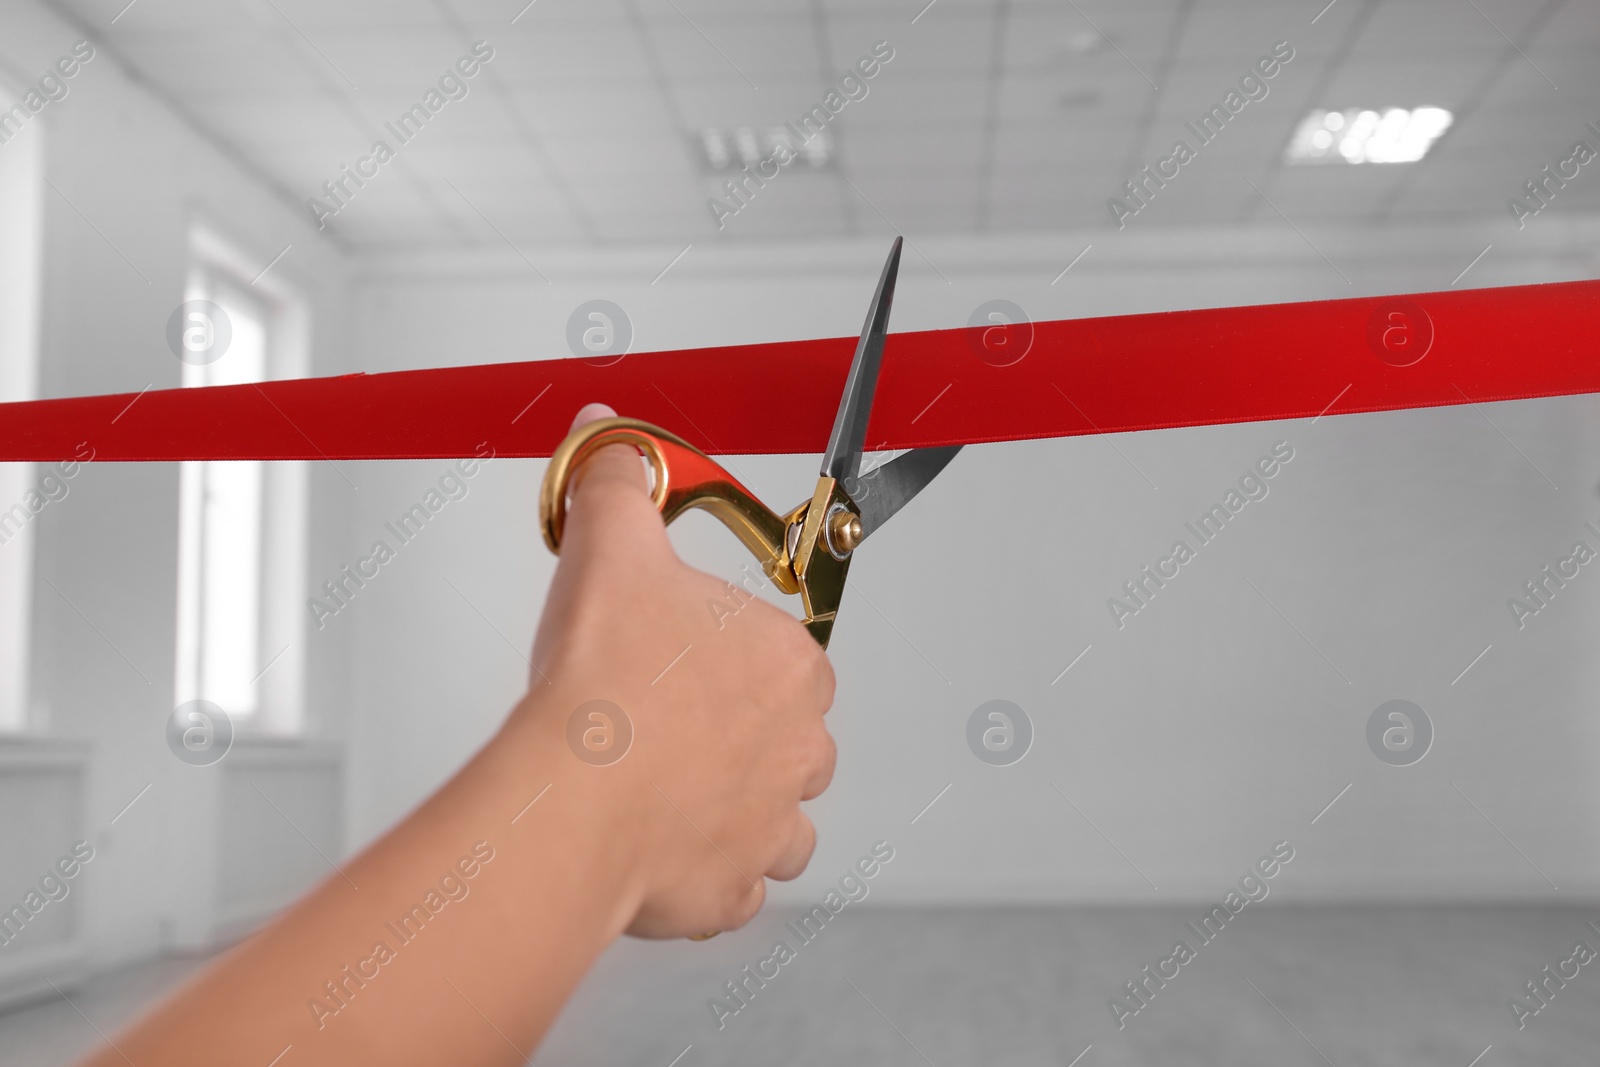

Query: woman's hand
[523,403,838,939]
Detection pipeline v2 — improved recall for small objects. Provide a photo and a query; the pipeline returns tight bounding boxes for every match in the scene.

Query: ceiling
[42,0,1600,251]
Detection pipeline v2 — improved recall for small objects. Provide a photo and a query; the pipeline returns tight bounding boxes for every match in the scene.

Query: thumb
[566,402,651,500]
[560,403,666,561]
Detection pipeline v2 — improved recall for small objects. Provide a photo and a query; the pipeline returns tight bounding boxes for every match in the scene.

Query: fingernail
[570,402,618,431]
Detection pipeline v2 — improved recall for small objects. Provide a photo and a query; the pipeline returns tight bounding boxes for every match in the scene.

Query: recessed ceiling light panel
[699,126,833,172]
[1285,106,1453,165]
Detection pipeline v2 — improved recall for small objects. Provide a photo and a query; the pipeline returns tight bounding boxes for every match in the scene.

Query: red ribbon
[2,279,1597,462]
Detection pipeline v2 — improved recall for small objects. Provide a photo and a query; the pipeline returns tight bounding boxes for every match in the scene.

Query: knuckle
[799,731,836,802]
[795,813,818,860]
[762,616,818,680]
[771,621,832,701]
[801,724,832,772]
[725,879,767,930]
[770,817,817,882]
[770,610,813,655]
[812,650,837,708]
[815,728,837,777]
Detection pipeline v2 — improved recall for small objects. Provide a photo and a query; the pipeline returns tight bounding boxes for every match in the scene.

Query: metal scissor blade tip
[821,239,904,483]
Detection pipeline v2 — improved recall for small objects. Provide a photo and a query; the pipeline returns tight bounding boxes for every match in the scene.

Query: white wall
[0,0,356,985]
[341,220,1600,904]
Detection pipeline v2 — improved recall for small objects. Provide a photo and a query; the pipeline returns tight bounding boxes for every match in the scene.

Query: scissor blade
[852,444,962,541]
[821,237,903,484]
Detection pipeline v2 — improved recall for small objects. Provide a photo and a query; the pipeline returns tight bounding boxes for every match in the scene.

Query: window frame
[0,100,45,734]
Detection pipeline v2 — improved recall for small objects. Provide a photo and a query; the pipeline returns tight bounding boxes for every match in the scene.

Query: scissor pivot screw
[825,505,864,558]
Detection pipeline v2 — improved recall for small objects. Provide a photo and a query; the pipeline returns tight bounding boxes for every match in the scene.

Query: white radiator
[0,740,90,1011]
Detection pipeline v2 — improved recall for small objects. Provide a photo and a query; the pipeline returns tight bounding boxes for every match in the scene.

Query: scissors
[538,237,961,649]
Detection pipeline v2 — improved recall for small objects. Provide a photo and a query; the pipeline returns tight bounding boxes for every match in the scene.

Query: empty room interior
[1,0,1599,1064]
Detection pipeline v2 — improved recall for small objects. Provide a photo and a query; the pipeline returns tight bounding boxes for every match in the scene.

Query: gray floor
[4,906,1595,1065]
[546,904,1599,1066]
[0,954,211,1067]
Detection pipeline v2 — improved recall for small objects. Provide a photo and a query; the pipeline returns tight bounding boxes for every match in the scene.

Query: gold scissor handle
[539,416,858,649]
[541,416,797,592]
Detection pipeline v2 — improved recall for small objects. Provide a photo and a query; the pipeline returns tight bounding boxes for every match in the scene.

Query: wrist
[493,688,651,941]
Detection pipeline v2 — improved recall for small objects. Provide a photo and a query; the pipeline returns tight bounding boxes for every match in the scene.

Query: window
[0,103,43,732]
[175,281,267,717]
[173,224,309,734]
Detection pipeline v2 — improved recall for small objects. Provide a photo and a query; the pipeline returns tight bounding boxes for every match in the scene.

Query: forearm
[83,691,639,1067]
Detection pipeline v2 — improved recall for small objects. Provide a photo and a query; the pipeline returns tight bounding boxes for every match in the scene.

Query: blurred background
[2,0,1600,1063]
